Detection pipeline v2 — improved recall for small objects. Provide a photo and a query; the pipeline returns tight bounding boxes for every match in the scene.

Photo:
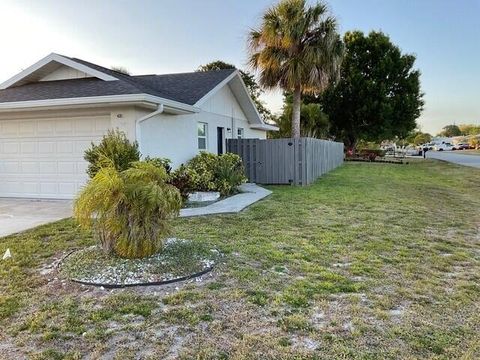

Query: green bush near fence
[83,131,245,199]
[186,152,247,196]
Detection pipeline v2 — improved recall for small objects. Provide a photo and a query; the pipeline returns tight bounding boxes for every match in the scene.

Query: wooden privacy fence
[227,137,344,186]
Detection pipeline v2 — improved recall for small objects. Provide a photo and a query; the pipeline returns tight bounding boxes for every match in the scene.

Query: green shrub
[84,129,140,178]
[169,164,195,201]
[74,161,181,259]
[187,152,218,192]
[144,156,172,174]
[144,157,193,201]
[186,152,247,196]
[214,153,247,196]
[358,149,386,161]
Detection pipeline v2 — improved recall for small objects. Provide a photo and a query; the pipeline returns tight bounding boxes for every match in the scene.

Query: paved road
[427,151,480,168]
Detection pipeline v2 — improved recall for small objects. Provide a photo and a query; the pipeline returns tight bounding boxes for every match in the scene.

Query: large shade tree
[321,31,424,149]
[248,0,344,138]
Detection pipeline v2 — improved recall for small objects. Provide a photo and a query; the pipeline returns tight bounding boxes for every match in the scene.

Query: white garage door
[0,115,111,199]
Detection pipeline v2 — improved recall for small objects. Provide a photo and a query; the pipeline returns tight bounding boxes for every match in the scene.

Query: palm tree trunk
[291,85,301,138]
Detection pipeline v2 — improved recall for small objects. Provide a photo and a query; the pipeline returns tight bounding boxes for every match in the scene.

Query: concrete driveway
[0,199,72,238]
[427,151,480,168]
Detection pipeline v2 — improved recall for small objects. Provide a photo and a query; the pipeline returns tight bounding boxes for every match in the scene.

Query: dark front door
[217,127,224,155]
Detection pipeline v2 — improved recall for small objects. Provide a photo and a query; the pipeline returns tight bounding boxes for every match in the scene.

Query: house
[0,53,277,199]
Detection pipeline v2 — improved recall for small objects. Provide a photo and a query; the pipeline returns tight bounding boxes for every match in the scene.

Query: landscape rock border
[58,241,216,289]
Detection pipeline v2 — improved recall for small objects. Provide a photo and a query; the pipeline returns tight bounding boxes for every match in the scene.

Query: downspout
[135,104,164,156]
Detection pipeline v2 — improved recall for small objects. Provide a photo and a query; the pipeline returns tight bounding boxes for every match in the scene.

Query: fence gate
[227,137,344,186]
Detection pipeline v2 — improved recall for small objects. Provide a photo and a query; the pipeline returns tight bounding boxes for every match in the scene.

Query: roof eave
[0,53,119,90]
[0,94,201,113]
[250,124,279,131]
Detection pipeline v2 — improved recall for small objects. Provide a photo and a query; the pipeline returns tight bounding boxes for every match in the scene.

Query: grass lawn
[1,160,480,359]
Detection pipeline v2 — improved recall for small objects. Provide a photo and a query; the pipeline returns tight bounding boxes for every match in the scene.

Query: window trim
[237,127,244,139]
[198,122,208,150]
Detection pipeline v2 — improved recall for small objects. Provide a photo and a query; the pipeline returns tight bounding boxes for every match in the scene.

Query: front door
[217,127,224,155]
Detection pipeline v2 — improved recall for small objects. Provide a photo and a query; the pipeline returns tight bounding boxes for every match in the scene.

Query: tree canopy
[197,60,272,121]
[456,124,480,136]
[110,66,131,75]
[248,0,343,138]
[439,124,462,137]
[413,132,432,145]
[272,97,329,138]
[321,31,424,148]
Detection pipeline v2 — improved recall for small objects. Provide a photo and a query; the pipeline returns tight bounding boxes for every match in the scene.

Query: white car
[434,143,454,151]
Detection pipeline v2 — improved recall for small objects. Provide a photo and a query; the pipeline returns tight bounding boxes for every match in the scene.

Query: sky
[0,0,478,134]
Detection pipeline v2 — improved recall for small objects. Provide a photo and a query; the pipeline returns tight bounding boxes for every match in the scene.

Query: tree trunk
[291,85,301,139]
[345,135,357,155]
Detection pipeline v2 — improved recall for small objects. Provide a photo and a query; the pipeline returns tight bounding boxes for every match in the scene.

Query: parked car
[434,143,454,151]
[453,143,469,150]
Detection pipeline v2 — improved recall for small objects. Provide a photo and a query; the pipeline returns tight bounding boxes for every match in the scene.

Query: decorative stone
[188,191,220,203]
[2,248,11,260]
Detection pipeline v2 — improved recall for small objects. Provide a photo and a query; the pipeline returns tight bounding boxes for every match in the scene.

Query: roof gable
[131,69,236,105]
[39,64,92,81]
[0,53,118,89]
[195,71,265,125]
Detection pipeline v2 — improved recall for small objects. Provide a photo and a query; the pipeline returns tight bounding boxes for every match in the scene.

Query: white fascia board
[194,70,238,107]
[231,71,265,125]
[0,53,118,90]
[250,123,279,131]
[0,94,201,113]
[194,70,267,126]
[156,96,201,113]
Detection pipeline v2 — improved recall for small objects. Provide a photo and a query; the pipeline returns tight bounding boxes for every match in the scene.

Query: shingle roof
[0,57,236,105]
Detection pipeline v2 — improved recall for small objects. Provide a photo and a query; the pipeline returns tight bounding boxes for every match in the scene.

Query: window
[198,122,208,150]
[237,127,244,139]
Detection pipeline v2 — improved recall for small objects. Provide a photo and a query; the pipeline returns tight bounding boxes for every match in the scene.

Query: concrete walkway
[427,151,480,169]
[180,183,272,217]
[0,184,271,237]
[0,199,72,237]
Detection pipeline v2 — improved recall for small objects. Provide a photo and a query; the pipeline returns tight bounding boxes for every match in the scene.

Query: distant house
[0,53,277,199]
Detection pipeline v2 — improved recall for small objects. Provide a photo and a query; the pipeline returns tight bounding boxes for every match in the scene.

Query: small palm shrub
[74,161,182,259]
[84,129,140,178]
[187,152,247,196]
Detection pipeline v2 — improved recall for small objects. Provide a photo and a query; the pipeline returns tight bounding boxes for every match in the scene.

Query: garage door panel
[0,115,110,199]
[19,121,36,135]
[37,120,55,135]
[38,141,55,154]
[2,142,19,154]
[55,120,74,135]
[21,162,39,173]
[0,122,18,136]
[21,142,37,154]
[58,162,76,174]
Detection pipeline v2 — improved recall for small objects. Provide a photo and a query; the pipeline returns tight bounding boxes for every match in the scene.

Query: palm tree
[248,0,344,138]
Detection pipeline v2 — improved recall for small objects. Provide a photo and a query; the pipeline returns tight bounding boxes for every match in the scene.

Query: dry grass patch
[1,160,480,358]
